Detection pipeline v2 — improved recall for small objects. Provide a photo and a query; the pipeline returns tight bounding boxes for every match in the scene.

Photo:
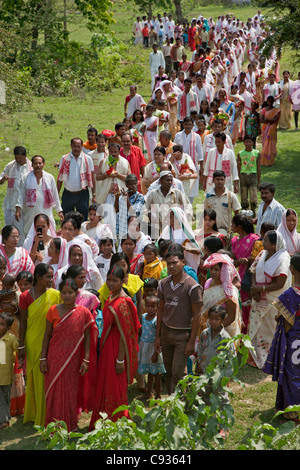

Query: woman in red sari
[231,214,260,333]
[89,265,140,430]
[188,20,197,51]
[40,278,98,432]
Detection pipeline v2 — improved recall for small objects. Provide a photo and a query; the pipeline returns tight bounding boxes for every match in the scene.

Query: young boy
[237,134,261,217]
[197,305,235,437]
[197,305,234,373]
[0,312,19,429]
[95,237,114,283]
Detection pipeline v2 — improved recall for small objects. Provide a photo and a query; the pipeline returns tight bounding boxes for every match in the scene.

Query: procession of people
[1,8,300,436]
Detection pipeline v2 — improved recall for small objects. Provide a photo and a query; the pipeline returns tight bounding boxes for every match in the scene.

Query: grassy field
[0,1,300,450]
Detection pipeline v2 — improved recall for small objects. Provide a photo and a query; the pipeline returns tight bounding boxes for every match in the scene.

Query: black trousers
[61,188,89,220]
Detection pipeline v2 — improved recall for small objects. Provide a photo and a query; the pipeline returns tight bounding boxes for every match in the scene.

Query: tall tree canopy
[255,0,300,62]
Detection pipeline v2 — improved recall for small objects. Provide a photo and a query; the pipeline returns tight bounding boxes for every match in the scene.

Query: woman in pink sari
[231,214,260,333]
[40,278,98,432]
[260,96,281,167]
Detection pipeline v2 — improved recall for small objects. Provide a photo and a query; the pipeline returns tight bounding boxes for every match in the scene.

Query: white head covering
[23,214,57,252]
[56,238,103,289]
[277,209,300,255]
[159,170,173,180]
[254,231,290,284]
[43,237,68,285]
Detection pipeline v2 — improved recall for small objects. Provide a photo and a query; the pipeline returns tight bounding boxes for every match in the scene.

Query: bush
[35,334,273,450]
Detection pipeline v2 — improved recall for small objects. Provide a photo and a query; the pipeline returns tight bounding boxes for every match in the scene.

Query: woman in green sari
[18,263,61,426]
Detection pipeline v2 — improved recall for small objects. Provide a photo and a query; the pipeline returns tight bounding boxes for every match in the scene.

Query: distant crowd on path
[1,9,300,438]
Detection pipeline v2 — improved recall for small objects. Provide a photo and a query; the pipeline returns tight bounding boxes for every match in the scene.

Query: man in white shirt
[203,132,239,194]
[15,155,64,238]
[149,43,165,91]
[202,118,234,163]
[132,17,143,45]
[165,15,175,43]
[0,146,32,244]
[192,73,209,107]
[177,79,199,127]
[57,137,96,221]
[145,170,193,238]
[204,170,241,234]
[162,37,172,77]
[174,117,203,201]
[253,182,285,234]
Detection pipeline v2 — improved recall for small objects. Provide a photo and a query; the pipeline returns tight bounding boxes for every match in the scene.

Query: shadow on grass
[0,416,45,450]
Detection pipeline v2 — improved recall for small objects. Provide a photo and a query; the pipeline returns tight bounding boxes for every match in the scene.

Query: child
[195,117,210,144]
[0,312,19,429]
[142,23,149,48]
[16,271,34,293]
[158,24,164,48]
[197,305,235,436]
[143,278,159,298]
[263,253,300,421]
[95,237,114,283]
[0,274,18,312]
[142,243,164,280]
[138,295,166,399]
[149,25,157,47]
[197,305,234,374]
[244,100,261,148]
[237,134,261,217]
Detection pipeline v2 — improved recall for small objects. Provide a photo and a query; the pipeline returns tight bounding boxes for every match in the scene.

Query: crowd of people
[1,9,300,437]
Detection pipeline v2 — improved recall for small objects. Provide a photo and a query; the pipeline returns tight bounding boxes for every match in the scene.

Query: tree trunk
[63,0,68,35]
[173,0,184,23]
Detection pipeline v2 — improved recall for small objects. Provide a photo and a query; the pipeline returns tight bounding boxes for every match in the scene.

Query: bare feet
[0,422,9,429]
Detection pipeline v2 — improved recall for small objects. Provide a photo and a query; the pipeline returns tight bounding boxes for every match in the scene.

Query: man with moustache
[253,182,285,235]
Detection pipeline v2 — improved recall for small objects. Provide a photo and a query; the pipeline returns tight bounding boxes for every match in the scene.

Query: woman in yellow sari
[260,96,281,167]
[18,263,60,426]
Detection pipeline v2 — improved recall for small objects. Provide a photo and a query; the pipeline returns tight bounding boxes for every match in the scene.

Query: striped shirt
[255,198,285,234]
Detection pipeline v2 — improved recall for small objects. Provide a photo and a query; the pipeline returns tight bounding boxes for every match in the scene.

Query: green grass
[0,1,300,450]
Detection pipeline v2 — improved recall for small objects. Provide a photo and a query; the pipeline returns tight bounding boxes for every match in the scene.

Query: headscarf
[277,209,300,255]
[203,252,239,298]
[67,239,102,286]
[254,232,289,285]
[160,207,200,250]
[23,215,57,253]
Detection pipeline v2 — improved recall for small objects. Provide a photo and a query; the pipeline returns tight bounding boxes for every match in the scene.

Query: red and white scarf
[179,91,197,121]
[0,245,34,275]
[7,159,32,194]
[25,171,56,209]
[57,152,93,189]
[207,147,231,187]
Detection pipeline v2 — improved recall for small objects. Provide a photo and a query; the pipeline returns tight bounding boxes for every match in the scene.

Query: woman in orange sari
[89,266,140,430]
[40,278,98,432]
[260,96,281,167]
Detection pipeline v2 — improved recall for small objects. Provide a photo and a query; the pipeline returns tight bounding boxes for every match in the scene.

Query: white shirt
[59,152,94,192]
[256,198,286,235]
[204,146,239,193]
[174,130,203,162]
[176,91,200,120]
[0,160,32,211]
[149,51,165,71]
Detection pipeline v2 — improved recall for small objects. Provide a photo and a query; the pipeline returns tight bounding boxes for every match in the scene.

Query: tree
[255,0,300,63]
[126,0,172,18]
[0,0,115,49]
